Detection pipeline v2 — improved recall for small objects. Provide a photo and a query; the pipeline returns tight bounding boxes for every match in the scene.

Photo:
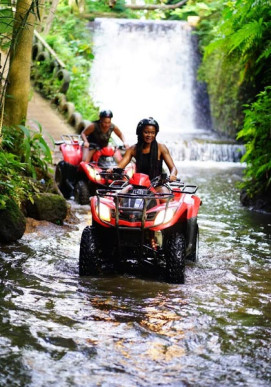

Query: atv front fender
[186,216,198,258]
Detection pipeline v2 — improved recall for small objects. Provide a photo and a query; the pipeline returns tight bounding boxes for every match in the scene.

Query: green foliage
[170,1,216,21]
[42,1,99,120]
[18,124,53,179]
[0,124,54,209]
[0,151,36,210]
[195,0,271,196]
[237,87,271,195]
[30,1,137,118]
[202,0,271,89]
[31,59,63,98]
[0,7,13,48]
[86,0,126,14]
[196,0,271,122]
[198,49,244,136]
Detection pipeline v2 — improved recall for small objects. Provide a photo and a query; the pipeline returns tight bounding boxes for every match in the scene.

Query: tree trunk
[69,0,85,14]
[4,0,37,131]
[41,0,60,35]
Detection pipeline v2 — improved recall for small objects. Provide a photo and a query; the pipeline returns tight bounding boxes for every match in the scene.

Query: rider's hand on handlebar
[106,168,113,173]
[169,174,177,182]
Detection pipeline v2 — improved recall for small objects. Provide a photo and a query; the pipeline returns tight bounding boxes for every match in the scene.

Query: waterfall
[88,18,244,163]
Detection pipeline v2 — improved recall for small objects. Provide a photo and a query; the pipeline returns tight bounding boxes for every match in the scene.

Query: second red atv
[79,170,201,283]
[55,135,135,204]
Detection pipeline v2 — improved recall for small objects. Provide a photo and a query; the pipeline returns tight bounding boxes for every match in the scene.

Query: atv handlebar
[151,174,198,194]
[100,169,198,194]
[88,143,126,151]
[100,168,130,182]
[54,136,125,150]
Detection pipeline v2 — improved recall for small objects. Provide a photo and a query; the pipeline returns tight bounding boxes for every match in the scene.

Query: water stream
[0,18,270,387]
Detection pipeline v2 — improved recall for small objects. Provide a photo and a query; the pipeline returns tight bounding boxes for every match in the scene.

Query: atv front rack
[96,188,174,230]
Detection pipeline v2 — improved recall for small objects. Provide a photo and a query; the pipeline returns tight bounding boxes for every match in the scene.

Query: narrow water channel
[1,17,270,387]
[0,163,270,386]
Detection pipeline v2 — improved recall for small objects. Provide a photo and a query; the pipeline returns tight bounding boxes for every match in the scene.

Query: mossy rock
[26,193,68,225]
[0,198,26,243]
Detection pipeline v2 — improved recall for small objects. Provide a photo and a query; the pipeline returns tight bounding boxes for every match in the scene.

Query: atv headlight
[96,203,111,222]
[89,167,96,179]
[154,208,176,226]
[95,173,101,182]
[126,167,134,178]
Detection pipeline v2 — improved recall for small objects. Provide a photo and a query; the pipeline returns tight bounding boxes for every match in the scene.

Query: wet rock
[25,218,51,233]
[0,198,26,243]
[240,188,271,213]
[26,193,68,225]
[64,202,80,225]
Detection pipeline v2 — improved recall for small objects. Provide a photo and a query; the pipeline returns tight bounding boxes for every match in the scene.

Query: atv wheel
[92,221,117,269]
[55,161,73,199]
[165,231,186,284]
[188,225,199,262]
[79,226,101,275]
[74,180,91,205]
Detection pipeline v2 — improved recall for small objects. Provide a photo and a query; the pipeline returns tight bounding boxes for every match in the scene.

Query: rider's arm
[160,144,178,181]
[81,123,95,147]
[114,126,129,149]
[117,146,135,169]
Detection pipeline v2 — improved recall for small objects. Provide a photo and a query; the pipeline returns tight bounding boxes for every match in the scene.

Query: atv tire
[79,226,101,276]
[93,221,117,267]
[165,231,186,284]
[74,180,91,205]
[55,161,73,199]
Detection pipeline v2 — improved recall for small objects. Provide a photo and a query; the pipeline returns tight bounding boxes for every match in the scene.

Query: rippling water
[0,164,270,386]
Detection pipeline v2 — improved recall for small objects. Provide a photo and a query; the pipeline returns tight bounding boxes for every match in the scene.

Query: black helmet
[99,110,113,118]
[136,117,159,135]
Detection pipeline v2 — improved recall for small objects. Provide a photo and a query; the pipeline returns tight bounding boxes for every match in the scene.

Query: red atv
[55,135,135,204]
[79,170,201,283]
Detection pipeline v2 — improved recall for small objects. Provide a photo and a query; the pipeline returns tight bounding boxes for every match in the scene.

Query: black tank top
[137,153,163,178]
[87,121,115,148]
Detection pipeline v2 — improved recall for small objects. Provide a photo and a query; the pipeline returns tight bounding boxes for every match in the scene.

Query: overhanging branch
[125,0,188,10]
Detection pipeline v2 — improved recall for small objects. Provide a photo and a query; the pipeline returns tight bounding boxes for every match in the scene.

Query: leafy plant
[237,87,271,195]
[0,151,36,210]
[85,0,130,15]
[44,1,99,120]
[31,58,63,98]
[0,123,54,209]
[194,0,271,199]
[18,123,54,179]
[202,0,271,91]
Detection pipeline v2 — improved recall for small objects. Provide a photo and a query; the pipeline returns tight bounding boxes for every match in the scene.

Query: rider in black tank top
[111,117,178,182]
[139,153,163,177]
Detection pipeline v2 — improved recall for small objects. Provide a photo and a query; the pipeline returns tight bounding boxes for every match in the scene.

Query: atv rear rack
[55,134,83,146]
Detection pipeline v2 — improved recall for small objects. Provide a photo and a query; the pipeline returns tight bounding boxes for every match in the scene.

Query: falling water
[88,18,244,163]
[90,19,199,140]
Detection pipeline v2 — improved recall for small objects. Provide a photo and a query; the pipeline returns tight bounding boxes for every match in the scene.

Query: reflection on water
[0,165,270,386]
